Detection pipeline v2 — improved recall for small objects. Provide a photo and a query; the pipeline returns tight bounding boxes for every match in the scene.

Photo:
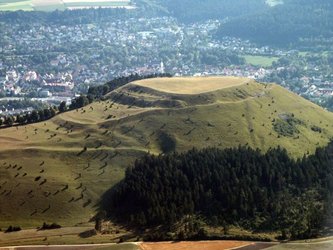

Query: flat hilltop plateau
[0,76,333,228]
[131,76,250,94]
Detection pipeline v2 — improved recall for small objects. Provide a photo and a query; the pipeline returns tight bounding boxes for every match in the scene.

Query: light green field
[1,76,333,236]
[298,51,308,57]
[244,55,279,67]
[266,0,284,7]
[65,1,130,8]
[0,0,131,11]
[0,0,33,11]
[299,51,333,57]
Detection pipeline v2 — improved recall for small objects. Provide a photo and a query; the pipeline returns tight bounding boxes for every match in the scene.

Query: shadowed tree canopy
[146,0,268,23]
[105,143,333,239]
[216,0,333,48]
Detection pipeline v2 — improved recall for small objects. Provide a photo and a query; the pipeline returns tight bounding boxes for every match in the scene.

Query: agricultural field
[243,55,279,67]
[0,0,33,11]
[0,76,333,243]
[299,51,333,58]
[266,0,284,7]
[139,241,255,250]
[0,0,132,11]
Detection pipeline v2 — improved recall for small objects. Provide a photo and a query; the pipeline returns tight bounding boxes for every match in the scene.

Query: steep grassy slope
[0,76,333,228]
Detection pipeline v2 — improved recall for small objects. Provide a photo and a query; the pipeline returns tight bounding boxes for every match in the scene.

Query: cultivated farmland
[243,55,279,67]
[0,0,33,11]
[0,0,132,11]
[139,241,253,250]
[266,0,284,7]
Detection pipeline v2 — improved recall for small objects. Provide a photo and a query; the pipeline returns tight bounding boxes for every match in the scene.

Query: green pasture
[243,55,279,67]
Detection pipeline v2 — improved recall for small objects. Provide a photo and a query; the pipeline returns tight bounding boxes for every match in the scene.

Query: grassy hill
[0,76,333,229]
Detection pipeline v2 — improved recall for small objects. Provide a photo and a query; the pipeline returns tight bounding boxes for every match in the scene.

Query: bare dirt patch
[139,241,252,250]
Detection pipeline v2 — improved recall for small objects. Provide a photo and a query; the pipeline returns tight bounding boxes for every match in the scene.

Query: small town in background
[1,16,332,115]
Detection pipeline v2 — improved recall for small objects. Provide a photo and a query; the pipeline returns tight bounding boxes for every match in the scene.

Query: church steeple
[160,61,165,74]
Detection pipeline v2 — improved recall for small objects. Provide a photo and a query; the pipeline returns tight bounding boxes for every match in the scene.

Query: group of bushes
[2,222,61,233]
[38,222,61,230]
[273,114,304,137]
[0,95,90,128]
[0,107,57,127]
[4,226,22,233]
[143,231,271,242]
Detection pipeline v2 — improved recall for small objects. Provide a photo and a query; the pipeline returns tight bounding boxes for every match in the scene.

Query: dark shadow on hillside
[93,180,122,218]
[89,183,146,243]
[158,131,176,154]
[79,229,97,238]
[92,180,151,242]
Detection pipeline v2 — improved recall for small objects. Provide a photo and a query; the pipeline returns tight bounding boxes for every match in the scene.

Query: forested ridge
[216,0,333,48]
[107,143,333,239]
[148,0,268,23]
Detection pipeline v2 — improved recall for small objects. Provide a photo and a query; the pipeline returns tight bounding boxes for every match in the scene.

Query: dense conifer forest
[216,0,333,48]
[150,0,267,23]
[106,143,333,239]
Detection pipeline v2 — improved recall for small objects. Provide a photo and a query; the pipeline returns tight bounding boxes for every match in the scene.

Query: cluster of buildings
[1,69,74,99]
[0,15,332,106]
[190,66,271,81]
[0,17,282,90]
[301,77,333,97]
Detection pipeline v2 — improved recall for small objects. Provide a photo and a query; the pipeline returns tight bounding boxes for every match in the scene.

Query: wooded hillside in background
[216,0,333,48]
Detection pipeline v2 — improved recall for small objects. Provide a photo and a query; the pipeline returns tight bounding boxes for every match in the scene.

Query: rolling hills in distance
[0,76,333,229]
